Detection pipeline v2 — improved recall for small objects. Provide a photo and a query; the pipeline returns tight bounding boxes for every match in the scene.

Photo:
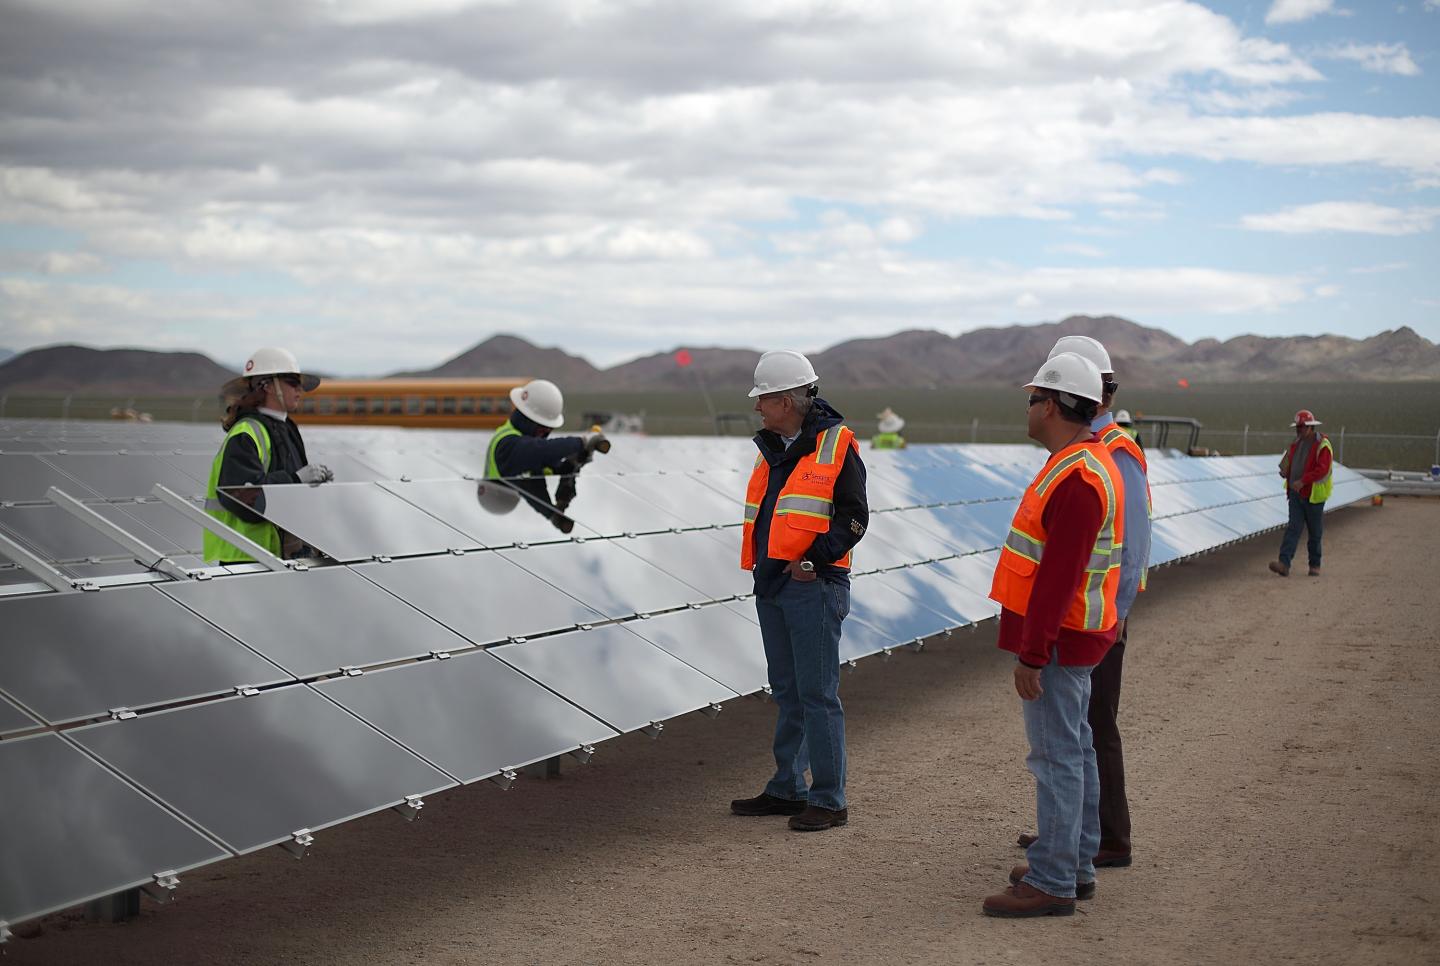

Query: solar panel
[500,540,711,618]
[0,693,39,737]
[377,478,587,549]
[606,530,753,601]
[71,685,456,855]
[352,552,606,644]
[0,454,99,503]
[624,604,770,695]
[846,574,960,649]
[243,482,475,561]
[600,472,744,529]
[161,567,476,676]
[41,453,205,502]
[489,624,737,733]
[919,553,1004,623]
[0,504,139,562]
[555,476,692,536]
[314,649,619,783]
[0,733,228,926]
[0,587,292,725]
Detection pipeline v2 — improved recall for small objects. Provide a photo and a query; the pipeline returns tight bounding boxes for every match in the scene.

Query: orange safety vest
[741,424,856,571]
[990,439,1125,633]
[1099,422,1152,593]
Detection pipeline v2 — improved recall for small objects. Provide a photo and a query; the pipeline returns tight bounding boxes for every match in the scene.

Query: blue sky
[0,0,1436,374]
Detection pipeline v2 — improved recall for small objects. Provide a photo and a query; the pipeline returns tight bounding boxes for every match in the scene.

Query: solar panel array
[0,418,1383,935]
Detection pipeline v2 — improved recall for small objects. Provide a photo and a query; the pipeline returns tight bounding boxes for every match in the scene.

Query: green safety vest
[1280,435,1333,504]
[485,420,522,479]
[204,418,283,563]
[872,432,905,450]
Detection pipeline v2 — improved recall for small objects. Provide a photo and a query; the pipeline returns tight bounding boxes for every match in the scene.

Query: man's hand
[1288,481,1302,493]
[296,464,333,486]
[784,560,818,583]
[1013,663,1043,701]
[555,474,578,511]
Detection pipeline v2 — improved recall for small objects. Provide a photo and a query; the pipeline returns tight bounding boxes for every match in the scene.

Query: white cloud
[1315,284,1342,297]
[1266,0,1338,24]
[1319,42,1421,76]
[1192,87,1304,113]
[1241,202,1440,235]
[1046,243,1107,258]
[1348,261,1411,274]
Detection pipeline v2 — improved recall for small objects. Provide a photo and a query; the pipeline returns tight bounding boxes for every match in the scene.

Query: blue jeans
[1278,492,1324,568]
[754,576,849,811]
[1021,651,1100,899]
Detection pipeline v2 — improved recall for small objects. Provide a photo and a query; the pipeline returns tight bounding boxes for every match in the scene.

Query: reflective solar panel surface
[244,482,475,561]
[378,478,586,548]
[0,586,292,724]
[0,693,39,737]
[72,685,456,854]
[315,649,619,782]
[0,734,228,925]
[624,604,770,695]
[500,540,710,618]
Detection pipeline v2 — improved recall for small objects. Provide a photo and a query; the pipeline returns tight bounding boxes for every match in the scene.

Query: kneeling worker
[731,350,868,833]
[485,378,609,533]
[205,346,331,563]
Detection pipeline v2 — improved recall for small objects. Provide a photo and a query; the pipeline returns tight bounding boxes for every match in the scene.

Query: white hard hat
[1049,335,1113,375]
[223,346,320,396]
[510,378,565,428]
[1025,352,1104,406]
[476,480,521,515]
[1114,409,1133,425]
[877,412,905,433]
[749,350,819,398]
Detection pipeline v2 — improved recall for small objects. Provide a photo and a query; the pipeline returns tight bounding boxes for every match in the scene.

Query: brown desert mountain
[1,317,1435,394]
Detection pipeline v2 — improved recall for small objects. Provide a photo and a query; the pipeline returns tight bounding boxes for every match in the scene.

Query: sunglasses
[1027,393,1049,408]
[277,375,304,389]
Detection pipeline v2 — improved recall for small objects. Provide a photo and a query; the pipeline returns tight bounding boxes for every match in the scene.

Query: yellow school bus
[296,378,528,429]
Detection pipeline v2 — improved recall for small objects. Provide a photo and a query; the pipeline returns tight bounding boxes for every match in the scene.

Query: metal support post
[87,888,141,922]
[150,484,293,572]
[47,487,192,582]
[524,757,562,780]
[970,416,979,444]
[1339,426,1345,463]
[1242,423,1248,455]
[0,531,79,593]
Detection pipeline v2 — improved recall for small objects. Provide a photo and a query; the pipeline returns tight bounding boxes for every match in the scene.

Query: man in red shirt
[983,352,1124,918]
[1269,409,1334,577]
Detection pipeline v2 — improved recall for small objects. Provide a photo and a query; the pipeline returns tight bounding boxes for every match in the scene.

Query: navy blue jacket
[491,410,586,520]
[751,398,868,598]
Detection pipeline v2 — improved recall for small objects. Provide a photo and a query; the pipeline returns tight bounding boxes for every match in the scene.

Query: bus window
[318,397,334,415]
[352,397,366,414]
[406,396,421,415]
[370,397,386,414]
[334,398,350,414]
[459,397,476,414]
[499,398,513,414]
[301,398,316,414]
[442,397,457,414]
[423,397,439,415]
[478,397,494,413]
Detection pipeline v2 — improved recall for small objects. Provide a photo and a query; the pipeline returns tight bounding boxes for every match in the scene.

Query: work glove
[584,431,611,456]
[551,513,575,534]
[555,474,578,512]
[296,464,334,486]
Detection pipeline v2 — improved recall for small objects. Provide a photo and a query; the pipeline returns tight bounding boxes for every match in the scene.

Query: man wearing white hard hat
[983,351,1126,918]
[731,350,868,833]
[204,347,331,562]
[872,407,907,449]
[1269,409,1333,577]
[1010,335,1152,874]
[483,378,609,533]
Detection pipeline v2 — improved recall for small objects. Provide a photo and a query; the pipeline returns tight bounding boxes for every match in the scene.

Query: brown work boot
[1016,832,1038,848]
[1308,566,1321,577]
[788,805,848,831]
[1009,865,1095,900]
[1268,560,1290,577]
[982,882,1075,918]
[1094,848,1132,868]
[730,792,807,816]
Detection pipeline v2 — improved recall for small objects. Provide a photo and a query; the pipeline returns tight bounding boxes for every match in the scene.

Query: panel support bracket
[48,487,191,581]
[642,720,664,739]
[150,484,295,572]
[568,744,596,765]
[489,768,518,790]
[142,871,181,904]
[392,795,424,822]
[281,829,314,860]
[0,530,78,594]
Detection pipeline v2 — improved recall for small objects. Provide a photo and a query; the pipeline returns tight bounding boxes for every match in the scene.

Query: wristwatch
[798,560,815,573]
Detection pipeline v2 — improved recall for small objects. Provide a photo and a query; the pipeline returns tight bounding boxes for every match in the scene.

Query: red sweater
[997,471,1118,668]
[1281,433,1333,501]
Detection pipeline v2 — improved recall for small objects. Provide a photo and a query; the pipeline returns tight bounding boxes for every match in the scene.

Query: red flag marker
[674,349,693,367]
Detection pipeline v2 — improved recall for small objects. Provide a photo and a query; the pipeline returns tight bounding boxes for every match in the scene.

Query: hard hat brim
[748,379,815,398]
[510,385,565,428]
[220,372,321,397]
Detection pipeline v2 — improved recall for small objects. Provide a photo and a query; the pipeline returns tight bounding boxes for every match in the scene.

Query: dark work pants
[1278,492,1324,569]
[1087,620,1130,854]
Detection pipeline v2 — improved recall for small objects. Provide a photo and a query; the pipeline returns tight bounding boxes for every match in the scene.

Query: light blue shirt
[1093,411,1151,619]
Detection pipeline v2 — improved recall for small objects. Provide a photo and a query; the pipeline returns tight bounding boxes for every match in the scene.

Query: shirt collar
[258,406,289,422]
[1091,411,1115,432]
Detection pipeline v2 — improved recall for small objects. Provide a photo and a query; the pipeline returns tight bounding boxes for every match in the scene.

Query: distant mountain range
[0,348,13,365]
[1,316,1436,395]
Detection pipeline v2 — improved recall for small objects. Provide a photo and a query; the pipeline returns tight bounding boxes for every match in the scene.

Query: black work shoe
[788,805,848,831]
[730,792,807,816]
[1009,865,1095,900]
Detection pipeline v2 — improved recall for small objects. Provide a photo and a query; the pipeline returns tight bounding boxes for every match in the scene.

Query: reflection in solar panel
[607,530,752,601]
[0,734,228,926]
[315,649,618,783]
[42,453,204,501]
[625,604,769,695]
[0,587,291,725]
[72,685,456,855]
[379,478,588,548]
[501,540,710,618]
[490,624,737,733]
[162,567,476,676]
[601,472,744,529]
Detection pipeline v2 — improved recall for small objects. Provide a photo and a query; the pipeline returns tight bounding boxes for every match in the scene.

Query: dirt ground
[9,497,1439,966]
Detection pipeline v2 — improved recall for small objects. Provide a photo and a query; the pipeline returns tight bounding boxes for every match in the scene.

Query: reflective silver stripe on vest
[814,426,844,466]
[1004,527,1045,563]
[237,417,271,471]
[775,494,834,518]
[1082,568,1109,630]
[204,497,226,512]
[744,502,760,523]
